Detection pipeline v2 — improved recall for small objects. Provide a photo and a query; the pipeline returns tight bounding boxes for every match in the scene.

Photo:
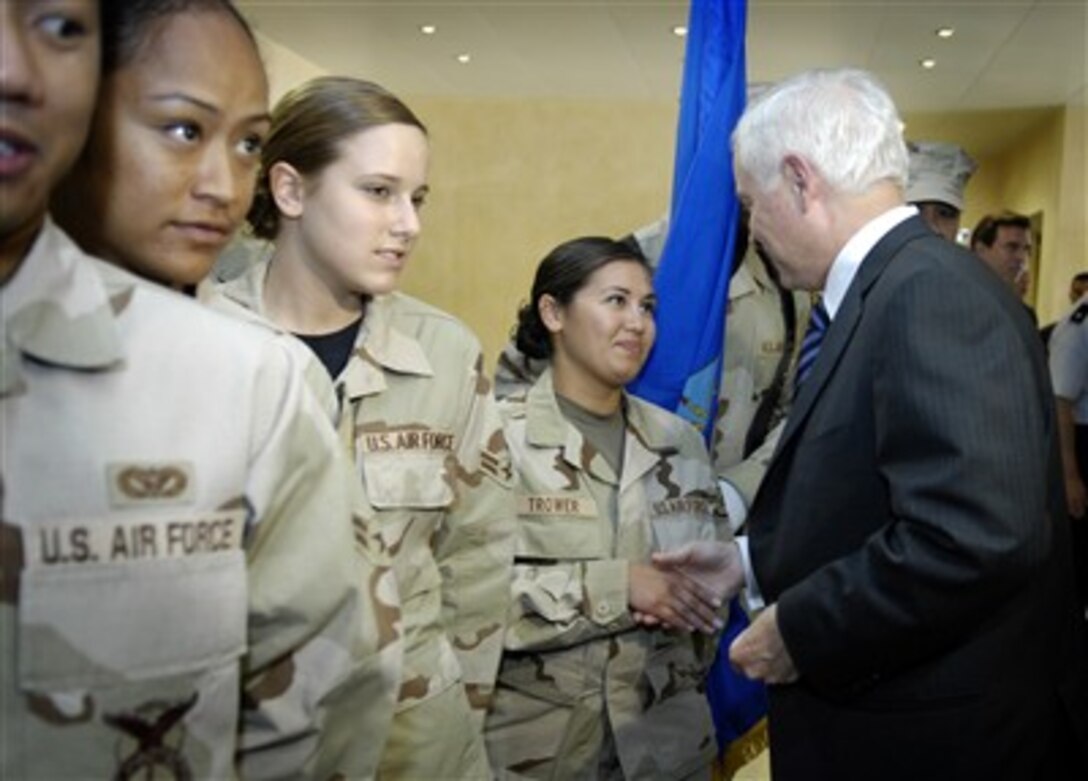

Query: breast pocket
[362,451,455,510]
[20,549,246,692]
[17,510,248,690]
[12,512,249,779]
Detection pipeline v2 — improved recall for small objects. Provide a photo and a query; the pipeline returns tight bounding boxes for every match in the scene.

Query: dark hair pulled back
[515,236,651,360]
[247,77,427,240]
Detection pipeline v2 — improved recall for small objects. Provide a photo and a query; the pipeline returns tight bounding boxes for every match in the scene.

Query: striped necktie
[794,299,829,394]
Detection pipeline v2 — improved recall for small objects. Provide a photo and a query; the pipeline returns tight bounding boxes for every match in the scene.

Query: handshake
[630,540,800,685]
[628,540,744,635]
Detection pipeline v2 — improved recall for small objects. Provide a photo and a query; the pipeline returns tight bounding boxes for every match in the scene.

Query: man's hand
[650,540,745,605]
[729,603,798,684]
[628,562,724,634]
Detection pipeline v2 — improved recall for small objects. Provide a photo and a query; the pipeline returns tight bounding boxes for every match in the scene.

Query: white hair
[733,68,908,196]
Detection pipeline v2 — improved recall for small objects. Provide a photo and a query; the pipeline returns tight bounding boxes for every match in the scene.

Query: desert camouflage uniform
[201,282,338,422]
[218,262,516,779]
[494,248,806,513]
[710,250,808,507]
[0,221,401,780]
[485,368,730,780]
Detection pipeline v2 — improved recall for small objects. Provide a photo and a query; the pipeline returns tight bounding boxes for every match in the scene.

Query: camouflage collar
[216,257,267,316]
[1,221,124,395]
[523,367,609,480]
[730,249,780,302]
[621,394,678,451]
[525,368,675,450]
[524,367,568,446]
[354,294,433,377]
[217,262,432,396]
[524,368,674,486]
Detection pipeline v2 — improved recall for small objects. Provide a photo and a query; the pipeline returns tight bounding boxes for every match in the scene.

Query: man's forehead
[997,225,1031,243]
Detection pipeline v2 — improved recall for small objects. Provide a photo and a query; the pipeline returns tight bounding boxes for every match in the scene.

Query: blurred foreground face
[0,0,99,268]
[55,9,269,286]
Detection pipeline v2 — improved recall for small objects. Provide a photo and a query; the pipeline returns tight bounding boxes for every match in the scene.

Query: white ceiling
[238,0,1086,110]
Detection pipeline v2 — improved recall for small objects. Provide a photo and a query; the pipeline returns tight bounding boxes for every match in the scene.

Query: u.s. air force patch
[359,427,454,454]
[24,510,244,569]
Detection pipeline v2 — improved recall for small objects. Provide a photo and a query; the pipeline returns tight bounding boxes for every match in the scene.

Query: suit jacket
[748,216,1088,780]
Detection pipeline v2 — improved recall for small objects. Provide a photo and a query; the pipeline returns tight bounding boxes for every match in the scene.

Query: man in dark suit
[654,68,1087,779]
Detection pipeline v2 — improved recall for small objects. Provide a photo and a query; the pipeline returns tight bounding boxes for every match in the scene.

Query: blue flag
[628,0,746,442]
[627,0,768,775]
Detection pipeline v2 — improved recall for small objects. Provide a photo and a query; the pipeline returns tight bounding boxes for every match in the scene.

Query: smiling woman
[484,237,731,780]
[51,0,269,287]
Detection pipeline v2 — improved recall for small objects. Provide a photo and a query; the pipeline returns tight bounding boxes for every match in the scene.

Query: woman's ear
[539,294,563,334]
[268,161,306,220]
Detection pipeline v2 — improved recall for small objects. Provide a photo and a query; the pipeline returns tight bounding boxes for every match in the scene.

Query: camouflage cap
[905,140,977,211]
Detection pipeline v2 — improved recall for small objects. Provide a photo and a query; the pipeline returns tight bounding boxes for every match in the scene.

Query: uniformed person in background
[484,237,730,780]
[215,76,516,780]
[1042,272,1088,348]
[2,1,394,778]
[1049,291,1088,616]
[903,140,977,243]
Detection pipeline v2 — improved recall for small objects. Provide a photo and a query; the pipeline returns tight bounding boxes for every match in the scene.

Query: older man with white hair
[656,67,1087,780]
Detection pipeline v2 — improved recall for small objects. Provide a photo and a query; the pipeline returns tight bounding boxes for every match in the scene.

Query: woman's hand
[628,562,724,634]
[651,540,745,606]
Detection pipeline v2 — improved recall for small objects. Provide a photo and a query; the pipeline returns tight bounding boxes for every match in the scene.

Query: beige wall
[400,96,676,363]
[1052,98,1087,320]
[255,32,325,102]
[256,33,1085,352]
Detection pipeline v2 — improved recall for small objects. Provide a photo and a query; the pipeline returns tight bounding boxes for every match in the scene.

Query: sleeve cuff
[719,478,749,534]
[736,535,765,611]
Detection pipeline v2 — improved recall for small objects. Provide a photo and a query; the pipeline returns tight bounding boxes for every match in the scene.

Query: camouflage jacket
[0,221,399,780]
[494,250,807,512]
[711,250,809,506]
[217,263,515,733]
[485,368,730,779]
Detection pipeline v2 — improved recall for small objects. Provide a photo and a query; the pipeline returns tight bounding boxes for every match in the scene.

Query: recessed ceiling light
[919,58,937,69]
[456,53,471,64]
[936,27,955,39]
[420,24,437,35]
[672,25,688,37]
